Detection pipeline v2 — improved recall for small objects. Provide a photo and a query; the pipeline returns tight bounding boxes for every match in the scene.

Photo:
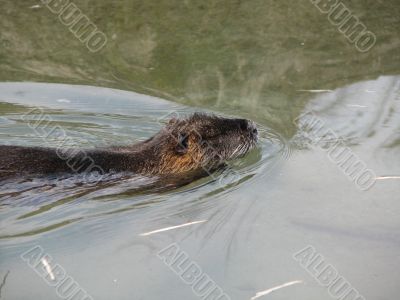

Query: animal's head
[151,113,258,175]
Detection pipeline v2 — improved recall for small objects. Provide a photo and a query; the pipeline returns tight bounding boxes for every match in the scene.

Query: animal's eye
[179,133,188,147]
[176,133,189,154]
[239,119,248,131]
[168,118,178,126]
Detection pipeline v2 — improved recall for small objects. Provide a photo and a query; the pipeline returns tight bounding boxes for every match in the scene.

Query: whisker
[230,144,242,158]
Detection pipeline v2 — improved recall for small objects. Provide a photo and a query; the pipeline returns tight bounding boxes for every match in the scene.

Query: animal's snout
[249,121,258,136]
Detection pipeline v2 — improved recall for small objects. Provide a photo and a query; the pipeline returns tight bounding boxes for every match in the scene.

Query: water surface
[0,1,400,300]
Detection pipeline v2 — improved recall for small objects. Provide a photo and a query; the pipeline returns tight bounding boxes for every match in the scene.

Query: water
[1,1,400,300]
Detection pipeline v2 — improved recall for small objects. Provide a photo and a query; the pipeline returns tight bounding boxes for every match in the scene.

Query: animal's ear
[176,132,189,154]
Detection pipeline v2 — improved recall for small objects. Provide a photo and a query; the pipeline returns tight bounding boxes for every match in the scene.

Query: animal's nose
[248,121,258,139]
[249,121,258,134]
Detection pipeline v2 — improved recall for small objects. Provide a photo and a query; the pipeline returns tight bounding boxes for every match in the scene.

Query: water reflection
[294,75,400,173]
[0,83,286,242]
[0,78,399,299]
[1,1,399,134]
[1,0,400,299]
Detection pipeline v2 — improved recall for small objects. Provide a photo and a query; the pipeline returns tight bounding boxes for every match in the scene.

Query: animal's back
[0,145,68,179]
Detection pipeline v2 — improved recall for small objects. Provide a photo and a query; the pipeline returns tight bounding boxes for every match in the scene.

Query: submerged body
[0,113,258,181]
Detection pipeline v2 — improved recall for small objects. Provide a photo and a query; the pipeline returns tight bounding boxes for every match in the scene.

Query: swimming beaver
[0,113,258,181]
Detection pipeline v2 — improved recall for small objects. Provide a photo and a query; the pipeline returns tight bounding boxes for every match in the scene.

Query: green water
[0,1,399,299]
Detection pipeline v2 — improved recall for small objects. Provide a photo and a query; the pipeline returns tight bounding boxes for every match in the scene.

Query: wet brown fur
[0,113,258,180]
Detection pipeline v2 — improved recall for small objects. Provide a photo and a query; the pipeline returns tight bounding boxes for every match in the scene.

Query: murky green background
[0,1,399,300]
[1,0,399,134]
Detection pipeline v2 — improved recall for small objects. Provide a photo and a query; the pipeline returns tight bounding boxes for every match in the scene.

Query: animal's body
[0,113,258,181]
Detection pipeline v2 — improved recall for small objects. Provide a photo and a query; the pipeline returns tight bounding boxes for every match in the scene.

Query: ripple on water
[0,83,289,247]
